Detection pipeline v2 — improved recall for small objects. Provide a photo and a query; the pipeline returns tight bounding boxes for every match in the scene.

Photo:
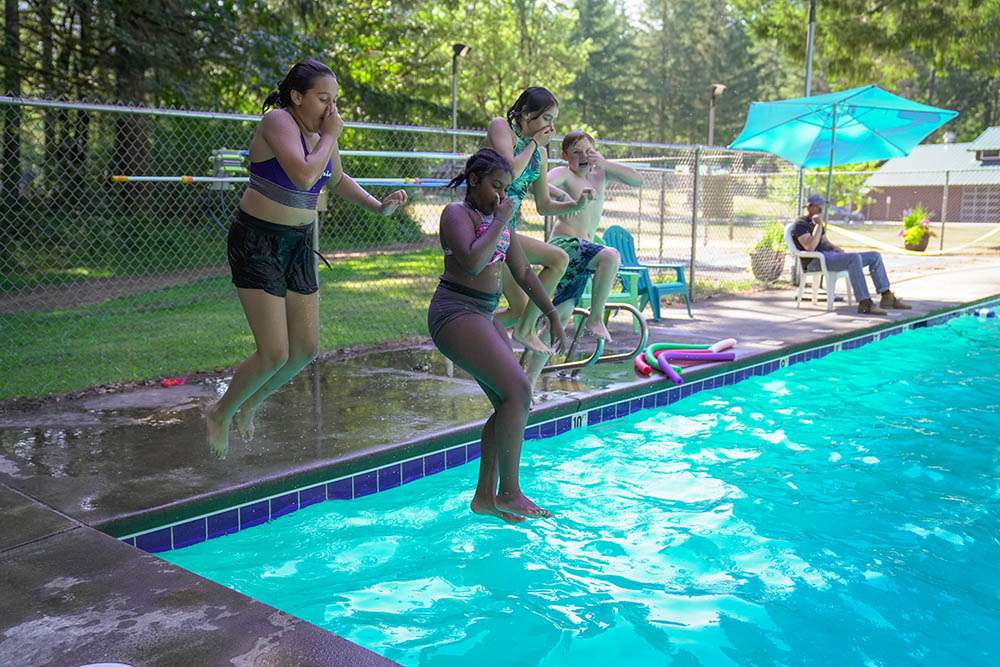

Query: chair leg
[825,272,835,312]
[683,294,693,319]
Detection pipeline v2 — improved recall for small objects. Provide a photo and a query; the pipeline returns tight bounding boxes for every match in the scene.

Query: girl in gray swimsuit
[429,148,566,523]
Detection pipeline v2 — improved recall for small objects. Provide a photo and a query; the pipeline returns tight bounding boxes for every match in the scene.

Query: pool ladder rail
[542,303,648,375]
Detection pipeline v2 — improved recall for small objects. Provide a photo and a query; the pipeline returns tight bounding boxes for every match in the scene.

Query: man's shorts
[549,235,606,306]
[227,208,318,297]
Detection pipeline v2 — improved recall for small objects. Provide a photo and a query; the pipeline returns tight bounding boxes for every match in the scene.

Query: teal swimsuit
[507,128,541,228]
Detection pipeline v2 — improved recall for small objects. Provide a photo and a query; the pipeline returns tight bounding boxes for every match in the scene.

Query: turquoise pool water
[164,315,1000,666]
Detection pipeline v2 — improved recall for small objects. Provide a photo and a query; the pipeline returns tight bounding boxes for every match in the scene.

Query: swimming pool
[163,313,1000,665]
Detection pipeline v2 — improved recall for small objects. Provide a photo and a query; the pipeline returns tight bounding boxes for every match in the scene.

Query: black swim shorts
[227,208,319,297]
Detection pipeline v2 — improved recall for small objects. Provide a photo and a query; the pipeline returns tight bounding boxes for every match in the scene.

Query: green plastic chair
[602,225,693,321]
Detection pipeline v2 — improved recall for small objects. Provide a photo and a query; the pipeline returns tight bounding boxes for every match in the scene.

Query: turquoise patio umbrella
[729,84,957,205]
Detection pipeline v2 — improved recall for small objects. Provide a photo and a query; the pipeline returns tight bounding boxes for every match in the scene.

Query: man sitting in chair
[791,193,911,315]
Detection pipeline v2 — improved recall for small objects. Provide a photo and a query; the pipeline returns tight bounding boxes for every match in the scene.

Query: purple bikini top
[248,133,333,209]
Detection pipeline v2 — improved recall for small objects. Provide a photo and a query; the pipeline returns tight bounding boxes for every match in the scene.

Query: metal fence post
[689,147,701,299]
[658,172,666,259]
[939,170,949,251]
[637,180,643,244]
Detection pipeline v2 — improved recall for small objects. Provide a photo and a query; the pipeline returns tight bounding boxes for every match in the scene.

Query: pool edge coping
[114,295,1000,552]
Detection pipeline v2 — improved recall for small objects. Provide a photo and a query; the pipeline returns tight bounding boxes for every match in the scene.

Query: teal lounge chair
[602,225,693,321]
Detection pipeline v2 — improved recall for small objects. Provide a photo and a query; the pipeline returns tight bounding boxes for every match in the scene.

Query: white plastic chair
[783,222,852,311]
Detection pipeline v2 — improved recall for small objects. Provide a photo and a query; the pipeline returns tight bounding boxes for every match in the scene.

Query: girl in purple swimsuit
[206,59,407,459]
[429,148,566,522]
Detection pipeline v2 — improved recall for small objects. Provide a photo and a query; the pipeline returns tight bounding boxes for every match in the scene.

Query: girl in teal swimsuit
[484,87,594,354]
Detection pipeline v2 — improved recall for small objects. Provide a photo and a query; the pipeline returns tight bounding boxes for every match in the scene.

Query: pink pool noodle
[634,354,653,376]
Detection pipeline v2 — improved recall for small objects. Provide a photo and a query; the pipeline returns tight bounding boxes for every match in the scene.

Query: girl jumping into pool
[484,87,594,355]
[206,59,407,459]
[429,148,567,521]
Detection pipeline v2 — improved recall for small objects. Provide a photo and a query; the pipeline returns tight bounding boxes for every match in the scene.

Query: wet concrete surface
[2,252,999,666]
[0,507,394,667]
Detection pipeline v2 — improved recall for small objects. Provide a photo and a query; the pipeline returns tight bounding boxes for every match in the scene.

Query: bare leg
[469,411,524,524]
[434,314,552,519]
[508,234,568,353]
[523,300,576,390]
[234,291,319,441]
[206,288,291,459]
[494,263,527,328]
[582,247,620,341]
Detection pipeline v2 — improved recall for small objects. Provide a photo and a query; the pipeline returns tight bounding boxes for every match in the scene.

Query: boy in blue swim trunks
[524,129,643,388]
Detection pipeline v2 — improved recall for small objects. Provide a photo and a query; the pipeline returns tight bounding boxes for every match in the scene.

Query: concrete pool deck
[2,253,1000,666]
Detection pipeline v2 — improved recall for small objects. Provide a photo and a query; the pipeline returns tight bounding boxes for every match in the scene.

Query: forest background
[2,0,999,145]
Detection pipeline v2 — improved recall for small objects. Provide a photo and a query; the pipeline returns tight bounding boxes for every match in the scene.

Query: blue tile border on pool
[207,509,238,540]
[123,301,1000,553]
[172,518,207,549]
[327,478,352,501]
[300,484,326,508]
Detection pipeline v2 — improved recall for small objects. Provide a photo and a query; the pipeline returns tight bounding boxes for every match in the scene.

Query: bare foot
[583,316,612,341]
[470,496,526,524]
[205,403,230,460]
[511,325,554,355]
[235,406,255,442]
[496,490,552,519]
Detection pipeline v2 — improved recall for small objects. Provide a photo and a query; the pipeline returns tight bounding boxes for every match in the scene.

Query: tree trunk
[40,0,59,193]
[2,0,23,221]
[112,3,151,211]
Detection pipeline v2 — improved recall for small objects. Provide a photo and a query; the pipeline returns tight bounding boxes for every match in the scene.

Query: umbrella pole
[797,0,815,216]
[825,106,837,217]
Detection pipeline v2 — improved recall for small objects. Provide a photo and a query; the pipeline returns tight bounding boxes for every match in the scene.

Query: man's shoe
[879,290,912,310]
[858,298,888,315]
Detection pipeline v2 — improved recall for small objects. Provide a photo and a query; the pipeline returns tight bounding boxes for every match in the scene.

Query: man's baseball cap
[807,193,826,206]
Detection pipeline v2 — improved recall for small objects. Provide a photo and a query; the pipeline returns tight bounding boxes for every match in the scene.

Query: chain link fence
[2,96,998,398]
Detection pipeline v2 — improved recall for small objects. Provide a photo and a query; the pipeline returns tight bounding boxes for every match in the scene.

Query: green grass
[1,239,811,399]
[1,248,442,399]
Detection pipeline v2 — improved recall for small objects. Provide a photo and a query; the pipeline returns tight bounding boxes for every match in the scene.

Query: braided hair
[262,59,336,113]
[447,148,513,189]
[506,87,558,130]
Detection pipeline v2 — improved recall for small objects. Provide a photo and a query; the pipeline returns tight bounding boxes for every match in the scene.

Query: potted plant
[899,203,938,252]
[748,221,786,282]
